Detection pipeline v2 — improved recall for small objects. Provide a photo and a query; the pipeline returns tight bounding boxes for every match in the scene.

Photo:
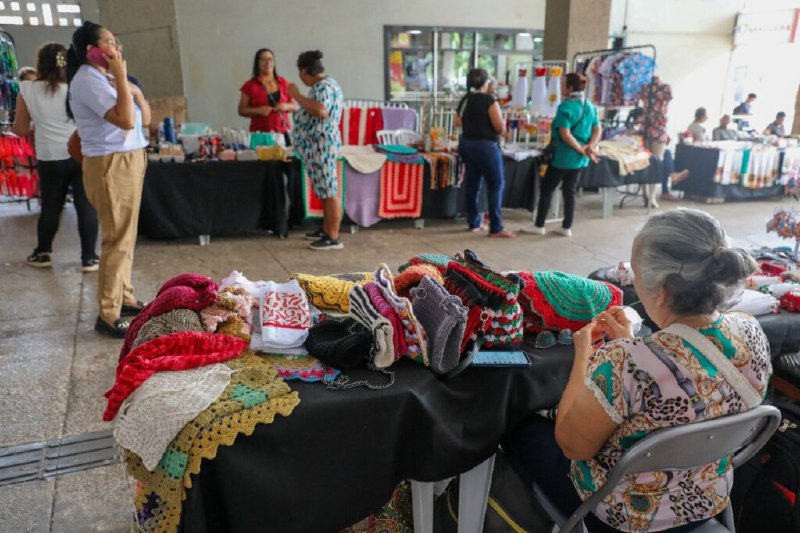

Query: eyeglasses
[534,329,573,349]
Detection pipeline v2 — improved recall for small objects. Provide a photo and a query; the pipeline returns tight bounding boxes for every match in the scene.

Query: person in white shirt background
[67,21,151,339]
[687,107,710,143]
[13,42,99,272]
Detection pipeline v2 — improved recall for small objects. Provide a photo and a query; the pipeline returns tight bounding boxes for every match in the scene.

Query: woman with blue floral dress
[289,50,344,251]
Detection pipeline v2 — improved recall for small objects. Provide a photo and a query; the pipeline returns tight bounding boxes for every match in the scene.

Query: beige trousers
[82,149,147,323]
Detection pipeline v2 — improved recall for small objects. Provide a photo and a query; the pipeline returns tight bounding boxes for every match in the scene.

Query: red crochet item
[120,273,219,360]
[780,290,800,312]
[104,331,247,421]
[364,282,407,359]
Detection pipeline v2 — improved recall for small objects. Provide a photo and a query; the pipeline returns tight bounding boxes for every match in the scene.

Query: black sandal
[121,300,146,316]
[95,317,130,338]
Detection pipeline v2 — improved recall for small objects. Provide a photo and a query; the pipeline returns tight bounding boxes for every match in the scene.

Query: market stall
[673,143,798,201]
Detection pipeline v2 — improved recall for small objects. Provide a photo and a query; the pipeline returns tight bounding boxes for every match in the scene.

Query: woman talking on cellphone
[67,21,150,338]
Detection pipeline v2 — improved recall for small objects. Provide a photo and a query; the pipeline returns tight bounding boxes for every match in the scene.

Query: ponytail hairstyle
[564,72,588,93]
[466,68,489,92]
[297,50,325,76]
[35,43,68,95]
[66,20,104,119]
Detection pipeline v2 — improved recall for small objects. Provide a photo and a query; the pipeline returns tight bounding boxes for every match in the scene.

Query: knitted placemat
[123,352,300,533]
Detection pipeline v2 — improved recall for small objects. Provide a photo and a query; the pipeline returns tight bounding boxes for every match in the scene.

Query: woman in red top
[238,48,297,138]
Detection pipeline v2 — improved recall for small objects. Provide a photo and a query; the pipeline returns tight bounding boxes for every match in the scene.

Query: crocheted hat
[364,282,407,360]
[348,284,395,368]
[131,309,204,350]
[304,318,373,369]
[399,253,455,275]
[518,271,623,332]
[374,264,429,366]
[411,276,467,375]
[291,272,373,313]
[393,264,444,299]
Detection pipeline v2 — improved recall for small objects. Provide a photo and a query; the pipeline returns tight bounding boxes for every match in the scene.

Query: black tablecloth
[180,338,572,533]
[673,144,784,200]
[139,160,303,239]
[422,156,539,219]
[579,155,663,189]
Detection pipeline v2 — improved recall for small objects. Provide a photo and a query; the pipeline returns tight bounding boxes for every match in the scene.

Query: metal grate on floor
[0,429,119,486]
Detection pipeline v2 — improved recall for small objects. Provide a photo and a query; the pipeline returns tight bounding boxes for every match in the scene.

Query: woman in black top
[455,68,513,238]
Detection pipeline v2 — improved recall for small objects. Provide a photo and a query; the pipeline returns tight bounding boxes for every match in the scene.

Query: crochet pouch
[518,271,623,332]
[291,272,373,313]
[444,261,506,354]
[260,280,312,350]
[455,250,525,349]
[781,289,800,312]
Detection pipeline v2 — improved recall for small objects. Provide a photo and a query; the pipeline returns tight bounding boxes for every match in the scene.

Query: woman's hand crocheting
[595,306,634,340]
[573,321,600,361]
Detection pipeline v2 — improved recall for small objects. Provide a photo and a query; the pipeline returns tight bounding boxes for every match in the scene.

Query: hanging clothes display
[0,133,38,200]
[0,31,19,114]
[638,77,672,145]
[576,47,656,107]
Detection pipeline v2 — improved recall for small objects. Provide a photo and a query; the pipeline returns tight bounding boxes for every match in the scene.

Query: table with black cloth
[422,155,540,219]
[672,144,783,200]
[179,337,572,532]
[139,160,305,240]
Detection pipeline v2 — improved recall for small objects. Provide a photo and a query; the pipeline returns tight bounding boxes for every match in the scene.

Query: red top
[240,76,292,133]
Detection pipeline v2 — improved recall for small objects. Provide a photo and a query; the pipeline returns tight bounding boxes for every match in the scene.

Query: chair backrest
[562,405,782,533]
[395,129,419,146]
[376,130,395,145]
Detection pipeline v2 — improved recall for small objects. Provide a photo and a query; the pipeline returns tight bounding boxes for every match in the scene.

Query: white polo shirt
[68,64,146,157]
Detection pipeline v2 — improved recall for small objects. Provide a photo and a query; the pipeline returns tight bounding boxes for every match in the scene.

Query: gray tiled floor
[0,191,790,531]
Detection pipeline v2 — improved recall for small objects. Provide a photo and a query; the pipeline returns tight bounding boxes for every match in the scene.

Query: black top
[267,90,281,106]
[458,92,499,141]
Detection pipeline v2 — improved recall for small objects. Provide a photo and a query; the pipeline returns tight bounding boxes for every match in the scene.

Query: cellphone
[86,47,109,69]
[471,350,531,368]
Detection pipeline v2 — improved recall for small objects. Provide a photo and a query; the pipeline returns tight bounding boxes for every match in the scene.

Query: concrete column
[97,0,184,99]
[544,0,612,65]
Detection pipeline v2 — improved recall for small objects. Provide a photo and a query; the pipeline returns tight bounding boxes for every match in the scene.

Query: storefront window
[385,26,542,100]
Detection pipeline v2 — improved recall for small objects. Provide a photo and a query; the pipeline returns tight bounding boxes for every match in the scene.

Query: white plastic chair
[376,129,419,146]
[533,405,781,533]
[376,129,396,145]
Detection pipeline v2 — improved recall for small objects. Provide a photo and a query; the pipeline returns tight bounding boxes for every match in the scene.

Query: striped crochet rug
[378,161,424,218]
[303,158,346,219]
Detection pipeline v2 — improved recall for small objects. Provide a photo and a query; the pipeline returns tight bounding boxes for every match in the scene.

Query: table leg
[410,480,434,533]
[350,225,360,235]
[457,454,496,533]
[602,188,614,218]
[414,218,425,229]
[198,234,210,246]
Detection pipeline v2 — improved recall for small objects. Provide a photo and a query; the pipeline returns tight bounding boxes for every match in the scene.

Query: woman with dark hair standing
[238,48,297,140]
[67,20,151,338]
[523,72,600,237]
[13,42,99,272]
[455,68,513,238]
[289,50,344,251]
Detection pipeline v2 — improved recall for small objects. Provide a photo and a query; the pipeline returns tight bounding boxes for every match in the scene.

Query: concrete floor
[0,190,791,531]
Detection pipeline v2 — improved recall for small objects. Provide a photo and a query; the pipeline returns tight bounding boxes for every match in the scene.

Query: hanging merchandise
[509,67,528,108]
[530,67,548,117]
[0,30,19,118]
[575,45,656,107]
[545,66,563,117]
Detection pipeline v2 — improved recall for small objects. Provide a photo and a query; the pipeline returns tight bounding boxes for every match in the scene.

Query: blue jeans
[458,137,505,233]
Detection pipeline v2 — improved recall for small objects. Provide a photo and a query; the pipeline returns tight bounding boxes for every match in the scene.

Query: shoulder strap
[663,323,762,409]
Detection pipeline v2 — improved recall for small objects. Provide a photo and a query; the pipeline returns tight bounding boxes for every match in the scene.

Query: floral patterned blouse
[638,80,672,145]
[572,312,771,532]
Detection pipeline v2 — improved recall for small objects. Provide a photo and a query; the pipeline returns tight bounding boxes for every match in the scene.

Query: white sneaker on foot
[520,224,546,235]
[553,227,572,237]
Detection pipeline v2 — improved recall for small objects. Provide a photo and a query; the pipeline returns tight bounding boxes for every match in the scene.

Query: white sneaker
[553,227,572,237]
[520,224,546,235]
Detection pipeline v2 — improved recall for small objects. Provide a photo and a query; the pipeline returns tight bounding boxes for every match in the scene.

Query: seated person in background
[18,66,36,81]
[764,112,787,137]
[712,114,738,141]
[733,93,756,115]
[503,208,771,533]
[687,107,710,142]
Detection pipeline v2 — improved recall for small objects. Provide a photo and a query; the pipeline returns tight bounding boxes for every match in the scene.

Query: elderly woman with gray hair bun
[503,208,772,533]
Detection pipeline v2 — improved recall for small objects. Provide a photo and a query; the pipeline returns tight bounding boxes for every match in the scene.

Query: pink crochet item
[364,282,407,360]
[104,331,247,421]
[120,273,219,360]
[200,287,253,334]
